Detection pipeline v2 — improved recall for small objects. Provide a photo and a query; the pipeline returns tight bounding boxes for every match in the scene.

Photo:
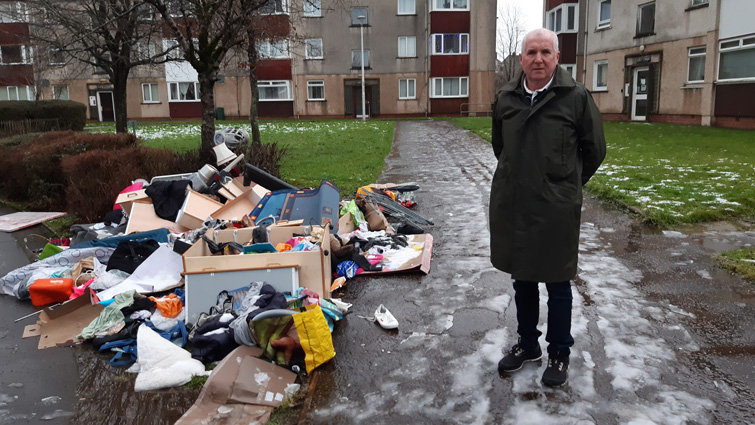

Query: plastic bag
[339,200,366,228]
[293,305,336,374]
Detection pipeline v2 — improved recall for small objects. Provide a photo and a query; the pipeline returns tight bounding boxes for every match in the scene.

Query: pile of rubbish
[0,128,434,423]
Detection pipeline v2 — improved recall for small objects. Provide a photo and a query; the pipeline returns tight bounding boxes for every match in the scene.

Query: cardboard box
[176,189,224,229]
[211,184,269,221]
[125,202,190,234]
[182,225,332,316]
[360,233,434,275]
[115,189,151,214]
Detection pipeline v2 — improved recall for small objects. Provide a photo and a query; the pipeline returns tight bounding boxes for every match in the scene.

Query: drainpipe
[425,0,430,117]
[582,0,589,85]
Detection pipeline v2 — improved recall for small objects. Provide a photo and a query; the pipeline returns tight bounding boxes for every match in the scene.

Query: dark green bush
[0,100,86,131]
[246,140,288,178]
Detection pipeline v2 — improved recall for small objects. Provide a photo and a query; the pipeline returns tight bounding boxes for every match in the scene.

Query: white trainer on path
[374,304,399,329]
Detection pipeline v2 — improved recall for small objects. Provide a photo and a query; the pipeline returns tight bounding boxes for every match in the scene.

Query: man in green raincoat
[490,28,606,387]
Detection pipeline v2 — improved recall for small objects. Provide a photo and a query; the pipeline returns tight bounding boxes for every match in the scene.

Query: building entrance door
[353,86,372,118]
[631,67,649,121]
[98,91,115,122]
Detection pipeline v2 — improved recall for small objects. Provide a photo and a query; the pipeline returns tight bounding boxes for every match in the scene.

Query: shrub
[0,100,86,132]
[61,147,201,222]
[246,140,288,179]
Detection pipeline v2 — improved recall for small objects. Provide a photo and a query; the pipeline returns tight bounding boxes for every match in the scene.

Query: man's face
[519,32,560,91]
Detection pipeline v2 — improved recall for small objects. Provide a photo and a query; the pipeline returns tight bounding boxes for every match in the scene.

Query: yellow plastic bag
[293,305,336,374]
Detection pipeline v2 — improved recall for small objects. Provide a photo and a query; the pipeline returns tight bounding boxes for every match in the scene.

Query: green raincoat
[489,67,606,282]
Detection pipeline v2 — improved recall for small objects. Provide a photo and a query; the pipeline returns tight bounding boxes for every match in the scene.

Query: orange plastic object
[149,293,183,318]
[29,278,74,307]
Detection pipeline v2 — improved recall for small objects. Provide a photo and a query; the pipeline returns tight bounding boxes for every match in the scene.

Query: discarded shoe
[498,342,542,373]
[374,304,398,329]
[542,356,569,387]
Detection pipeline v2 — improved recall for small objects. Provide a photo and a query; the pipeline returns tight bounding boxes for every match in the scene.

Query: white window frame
[399,78,416,100]
[593,60,608,91]
[168,81,199,102]
[430,77,468,98]
[0,45,30,65]
[258,40,289,59]
[303,0,321,16]
[136,42,157,60]
[431,33,469,55]
[398,0,415,15]
[432,0,468,12]
[260,0,287,15]
[351,50,371,68]
[307,80,324,101]
[687,46,706,83]
[560,64,577,79]
[52,85,69,100]
[398,36,416,58]
[351,7,368,25]
[49,47,65,66]
[637,1,655,36]
[717,36,755,82]
[0,2,27,23]
[258,80,293,101]
[0,86,33,101]
[547,4,578,34]
[691,0,708,6]
[305,38,323,59]
[598,0,611,29]
[142,83,160,103]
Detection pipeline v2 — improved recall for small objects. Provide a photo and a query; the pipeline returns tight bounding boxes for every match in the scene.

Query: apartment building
[0,0,497,122]
[543,0,755,129]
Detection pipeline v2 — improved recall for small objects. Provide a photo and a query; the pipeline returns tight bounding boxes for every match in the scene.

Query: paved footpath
[303,120,755,425]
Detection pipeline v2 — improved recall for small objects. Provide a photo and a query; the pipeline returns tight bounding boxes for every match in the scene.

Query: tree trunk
[112,69,129,133]
[198,74,217,164]
[246,29,262,147]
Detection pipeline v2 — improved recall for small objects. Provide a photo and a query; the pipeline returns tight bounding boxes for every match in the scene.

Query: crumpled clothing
[276,243,293,252]
[129,310,152,321]
[149,293,183,318]
[78,290,137,340]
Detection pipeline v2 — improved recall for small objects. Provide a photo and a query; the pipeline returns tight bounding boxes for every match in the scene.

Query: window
[258,81,292,101]
[687,46,706,83]
[0,2,27,23]
[431,77,468,98]
[351,7,368,25]
[691,0,708,6]
[432,0,468,11]
[136,42,157,60]
[398,36,416,58]
[593,60,608,91]
[93,53,110,74]
[0,86,32,101]
[398,0,415,15]
[637,2,655,36]
[303,0,321,16]
[561,64,577,79]
[352,50,371,68]
[305,39,323,59]
[52,85,69,100]
[547,4,578,34]
[169,82,199,101]
[598,0,611,29]
[399,78,415,99]
[307,80,324,101]
[258,40,289,59]
[49,47,65,65]
[432,33,469,55]
[0,45,29,64]
[142,83,159,103]
[260,0,286,14]
[718,36,755,81]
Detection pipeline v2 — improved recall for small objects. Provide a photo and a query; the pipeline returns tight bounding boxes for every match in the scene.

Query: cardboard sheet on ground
[29,291,103,349]
[361,233,434,275]
[96,245,183,301]
[0,212,67,232]
[174,345,295,424]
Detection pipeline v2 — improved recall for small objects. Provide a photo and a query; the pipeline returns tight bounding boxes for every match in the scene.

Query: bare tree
[496,2,526,86]
[28,0,176,133]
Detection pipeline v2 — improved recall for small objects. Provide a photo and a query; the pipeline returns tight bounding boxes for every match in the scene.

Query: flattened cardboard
[337,212,355,234]
[176,189,224,229]
[360,233,433,275]
[36,291,103,349]
[212,184,269,221]
[174,345,274,425]
[228,355,297,406]
[115,189,151,214]
[23,324,40,338]
[125,202,189,234]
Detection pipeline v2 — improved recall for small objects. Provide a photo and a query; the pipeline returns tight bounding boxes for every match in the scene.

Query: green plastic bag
[339,200,366,227]
[38,243,64,261]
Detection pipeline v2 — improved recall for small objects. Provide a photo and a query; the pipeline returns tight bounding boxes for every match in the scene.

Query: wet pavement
[1,121,755,424]
[303,121,755,424]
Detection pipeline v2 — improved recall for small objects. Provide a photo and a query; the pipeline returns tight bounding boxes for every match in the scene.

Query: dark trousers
[513,280,574,358]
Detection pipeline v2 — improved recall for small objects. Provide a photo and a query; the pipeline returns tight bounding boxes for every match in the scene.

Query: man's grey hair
[521,28,559,53]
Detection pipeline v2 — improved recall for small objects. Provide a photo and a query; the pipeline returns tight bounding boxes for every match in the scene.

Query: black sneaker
[542,356,569,387]
[498,343,542,373]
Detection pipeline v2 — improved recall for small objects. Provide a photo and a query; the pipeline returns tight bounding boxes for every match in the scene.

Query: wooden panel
[251,14,291,38]
[558,33,577,64]
[0,23,30,44]
[169,102,202,118]
[430,11,469,33]
[431,98,466,115]
[256,59,292,80]
[431,55,469,77]
[715,83,755,118]
[258,101,293,117]
[0,64,33,86]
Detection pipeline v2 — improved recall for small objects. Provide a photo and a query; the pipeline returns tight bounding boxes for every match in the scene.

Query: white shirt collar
[522,74,555,105]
